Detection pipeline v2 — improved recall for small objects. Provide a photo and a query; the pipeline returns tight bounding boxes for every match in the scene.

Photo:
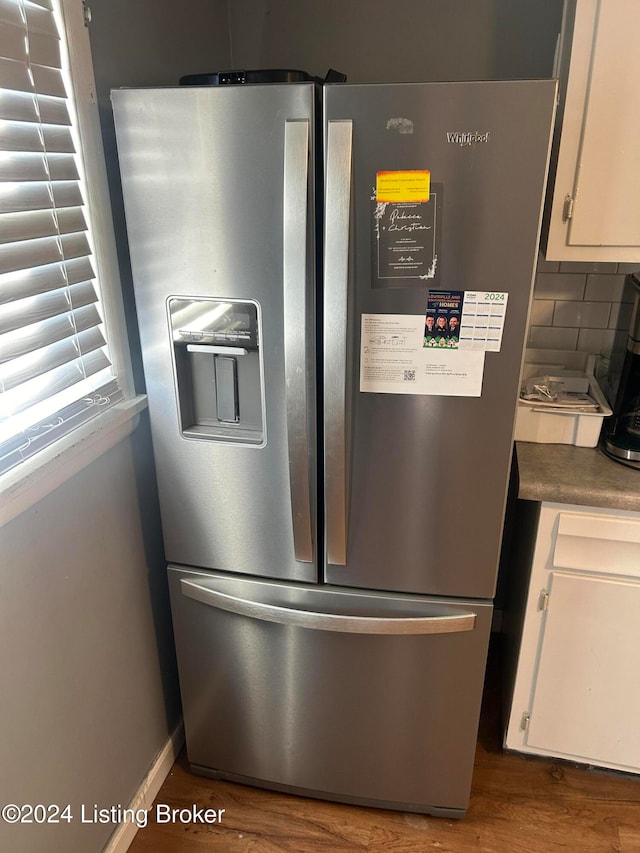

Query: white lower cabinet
[504,502,640,773]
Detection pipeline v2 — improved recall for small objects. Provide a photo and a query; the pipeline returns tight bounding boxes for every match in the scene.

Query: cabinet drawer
[553,511,640,578]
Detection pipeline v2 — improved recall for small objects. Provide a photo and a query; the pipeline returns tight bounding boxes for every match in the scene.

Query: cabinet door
[545,0,640,261]
[526,570,640,772]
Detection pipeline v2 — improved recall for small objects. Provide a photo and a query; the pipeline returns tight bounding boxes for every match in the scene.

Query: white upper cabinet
[543,0,640,262]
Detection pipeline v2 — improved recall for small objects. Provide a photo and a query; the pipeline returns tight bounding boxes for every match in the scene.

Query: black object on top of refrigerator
[112,77,557,817]
[179,68,347,86]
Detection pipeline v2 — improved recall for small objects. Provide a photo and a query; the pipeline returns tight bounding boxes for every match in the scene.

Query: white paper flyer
[360,314,485,397]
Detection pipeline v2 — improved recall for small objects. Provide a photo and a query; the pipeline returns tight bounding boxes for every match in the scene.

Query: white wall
[228,0,563,82]
[88,0,231,89]
[0,429,180,852]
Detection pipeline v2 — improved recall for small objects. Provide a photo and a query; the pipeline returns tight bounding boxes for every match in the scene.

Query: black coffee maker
[602,274,640,469]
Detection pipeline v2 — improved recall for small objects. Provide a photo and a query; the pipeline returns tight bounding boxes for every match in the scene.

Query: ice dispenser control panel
[168,297,264,445]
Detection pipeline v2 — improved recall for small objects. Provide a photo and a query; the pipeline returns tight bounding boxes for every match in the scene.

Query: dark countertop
[516,441,640,513]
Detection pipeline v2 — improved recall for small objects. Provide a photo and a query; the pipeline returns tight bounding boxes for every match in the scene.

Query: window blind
[0,0,122,475]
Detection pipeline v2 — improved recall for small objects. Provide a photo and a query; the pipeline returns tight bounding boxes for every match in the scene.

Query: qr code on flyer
[403,370,416,382]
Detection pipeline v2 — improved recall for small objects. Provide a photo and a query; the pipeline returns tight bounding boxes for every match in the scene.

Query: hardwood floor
[128,639,640,852]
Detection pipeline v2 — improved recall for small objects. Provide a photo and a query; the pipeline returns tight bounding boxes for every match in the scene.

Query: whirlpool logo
[446,131,490,146]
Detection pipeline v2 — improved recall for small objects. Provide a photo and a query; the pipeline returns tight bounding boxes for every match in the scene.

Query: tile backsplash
[528,254,639,360]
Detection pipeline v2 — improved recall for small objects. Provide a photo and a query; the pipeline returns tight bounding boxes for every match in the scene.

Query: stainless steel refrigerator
[112,79,556,817]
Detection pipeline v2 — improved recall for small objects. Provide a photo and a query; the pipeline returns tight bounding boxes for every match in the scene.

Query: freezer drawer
[168,567,492,817]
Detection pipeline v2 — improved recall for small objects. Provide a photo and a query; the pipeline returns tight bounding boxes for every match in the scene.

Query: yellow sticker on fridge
[376,170,431,203]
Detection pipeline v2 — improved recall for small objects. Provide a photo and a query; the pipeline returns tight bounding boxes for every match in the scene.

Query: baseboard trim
[103,720,185,853]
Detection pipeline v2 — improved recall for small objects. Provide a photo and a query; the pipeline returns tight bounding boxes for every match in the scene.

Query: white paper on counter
[360,314,485,397]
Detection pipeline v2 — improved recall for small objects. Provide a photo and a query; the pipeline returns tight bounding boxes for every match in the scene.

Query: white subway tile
[552,300,611,328]
[577,328,616,355]
[585,274,627,302]
[528,326,579,349]
[608,301,635,330]
[529,300,554,326]
[559,261,618,274]
[524,348,589,370]
[534,273,586,301]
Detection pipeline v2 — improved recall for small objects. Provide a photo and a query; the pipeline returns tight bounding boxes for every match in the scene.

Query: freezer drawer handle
[323,120,353,567]
[283,119,314,564]
[180,579,476,635]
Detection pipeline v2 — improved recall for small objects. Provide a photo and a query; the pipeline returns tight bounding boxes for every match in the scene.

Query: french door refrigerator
[112,79,556,817]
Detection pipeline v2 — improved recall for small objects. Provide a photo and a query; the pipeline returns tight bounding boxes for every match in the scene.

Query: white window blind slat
[25,32,61,70]
[1,348,111,421]
[24,3,59,38]
[1,231,90,274]
[0,56,32,91]
[0,22,26,63]
[0,279,97,334]
[41,123,75,153]
[45,150,78,180]
[0,90,39,122]
[0,90,73,126]
[1,208,60,242]
[0,121,74,153]
[1,175,79,213]
[0,302,102,362]
[0,205,86,243]
[37,93,71,125]
[1,234,64,274]
[0,121,49,153]
[0,324,106,391]
[58,229,91,259]
[0,256,93,303]
[0,150,80,184]
[0,0,23,26]
[0,0,121,475]
[27,0,55,11]
[50,180,82,206]
[30,63,65,98]
[0,151,48,181]
[1,180,55,214]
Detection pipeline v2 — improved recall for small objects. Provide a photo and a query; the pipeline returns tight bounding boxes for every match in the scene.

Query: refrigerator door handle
[323,120,353,567]
[283,119,313,564]
[180,578,476,635]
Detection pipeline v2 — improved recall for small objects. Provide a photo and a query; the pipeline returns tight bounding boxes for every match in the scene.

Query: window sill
[0,394,148,529]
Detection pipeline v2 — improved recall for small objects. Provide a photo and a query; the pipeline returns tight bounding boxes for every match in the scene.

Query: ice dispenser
[168,297,264,445]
